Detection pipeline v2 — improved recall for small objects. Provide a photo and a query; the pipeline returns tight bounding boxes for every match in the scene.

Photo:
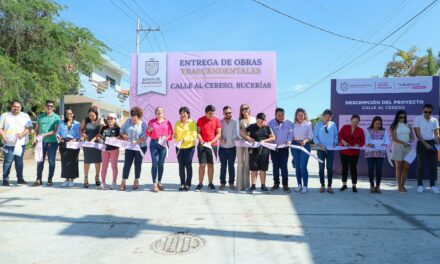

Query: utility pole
[136,18,160,53]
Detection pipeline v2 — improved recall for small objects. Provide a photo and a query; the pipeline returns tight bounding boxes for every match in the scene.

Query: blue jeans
[37,142,58,180]
[219,147,236,184]
[177,147,195,186]
[291,142,311,187]
[122,147,147,179]
[367,157,384,186]
[270,148,289,186]
[317,150,334,187]
[2,145,25,181]
[150,140,167,183]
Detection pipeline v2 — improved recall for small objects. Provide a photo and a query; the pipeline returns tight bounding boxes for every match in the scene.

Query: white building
[63,55,129,122]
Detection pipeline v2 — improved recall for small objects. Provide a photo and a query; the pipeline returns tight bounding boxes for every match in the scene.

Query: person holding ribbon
[33,100,60,187]
[80,107,105,188]
[97,113,120,190]
[236,104,256,191]
[56,108,81,187]
[0,100,33,186]
[365,116,390,194]
[313,109,338,194]
[120,107,147,191]
[195,105,222,192]
[390,110,414,193]
[338,114,365,193]
[291,108,313,194]
[268,107,293,193]
[147,107,173,192]
[413,103,440,194]
[173,107,197,191]
[219,106,237,191]
[241,112,275,193]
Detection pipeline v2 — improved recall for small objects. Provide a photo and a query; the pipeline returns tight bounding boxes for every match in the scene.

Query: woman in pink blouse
[147,107,173,192]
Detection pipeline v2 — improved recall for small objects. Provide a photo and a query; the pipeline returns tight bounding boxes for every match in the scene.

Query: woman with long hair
[147,107,173,192]
[365,116,390,194]
[390,110,414,193]
[236,104,256,191]
[80,107,105,188]
[56,108,81,187]
[291,108,313,194]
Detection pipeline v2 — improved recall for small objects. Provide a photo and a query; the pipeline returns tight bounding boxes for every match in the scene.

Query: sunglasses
[241,107,249,111]
[324,126,328,133]
[424,111,432,114]
[224,112,232,115]
[398,115,406,119]
[107,117,115,120]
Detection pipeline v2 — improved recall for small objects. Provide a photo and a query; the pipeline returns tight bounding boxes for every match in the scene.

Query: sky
[56,0,440,119]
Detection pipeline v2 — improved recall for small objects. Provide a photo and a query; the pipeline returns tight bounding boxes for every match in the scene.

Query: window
[106,76,116,88]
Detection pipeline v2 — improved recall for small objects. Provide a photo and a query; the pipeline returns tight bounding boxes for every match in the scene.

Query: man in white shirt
[413,103,440,194]
[0,100,33,186]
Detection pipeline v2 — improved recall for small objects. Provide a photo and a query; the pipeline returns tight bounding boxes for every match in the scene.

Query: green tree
[0,0,108,112]
[384,46,439,77]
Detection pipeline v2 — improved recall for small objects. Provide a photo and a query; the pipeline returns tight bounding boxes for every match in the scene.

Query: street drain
[150,233,206,255]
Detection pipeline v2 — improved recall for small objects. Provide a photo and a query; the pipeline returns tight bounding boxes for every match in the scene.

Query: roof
[100,55,129,76]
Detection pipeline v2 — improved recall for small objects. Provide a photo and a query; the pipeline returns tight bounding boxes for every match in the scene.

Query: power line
[119,0,150,26]
[278,0,439,101]
[162,0,221,28]
[131,0,159,26]
[109,0,137,23]
[279,0,411,97]
[251,0,402,51]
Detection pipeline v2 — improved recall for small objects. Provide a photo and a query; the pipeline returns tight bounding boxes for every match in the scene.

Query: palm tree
[384,47,438,77]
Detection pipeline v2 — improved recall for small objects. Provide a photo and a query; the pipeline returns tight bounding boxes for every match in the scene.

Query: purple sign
[131,51,277,161]
[331,76,440,179]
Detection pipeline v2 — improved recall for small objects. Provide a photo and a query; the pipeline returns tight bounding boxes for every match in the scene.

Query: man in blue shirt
[313,109,338,194]
[268,108,293,193]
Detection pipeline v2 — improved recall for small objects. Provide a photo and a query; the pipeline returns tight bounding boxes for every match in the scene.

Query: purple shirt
[268,119,293,145]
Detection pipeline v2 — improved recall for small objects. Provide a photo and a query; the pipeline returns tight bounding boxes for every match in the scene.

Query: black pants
[177,147,195,186]
[340,153,359,184]
[416,140,438,186]
[367,157,384,186]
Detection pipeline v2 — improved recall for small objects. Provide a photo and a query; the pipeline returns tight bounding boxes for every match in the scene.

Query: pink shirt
[146,118,173,141]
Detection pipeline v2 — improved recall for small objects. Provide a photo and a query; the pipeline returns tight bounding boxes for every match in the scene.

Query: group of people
[1,100,439,194]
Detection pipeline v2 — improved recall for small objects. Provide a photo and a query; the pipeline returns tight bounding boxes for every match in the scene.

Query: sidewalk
[0,157,439,264]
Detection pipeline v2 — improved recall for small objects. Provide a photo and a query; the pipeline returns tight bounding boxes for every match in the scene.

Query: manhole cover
[150,233,206,255]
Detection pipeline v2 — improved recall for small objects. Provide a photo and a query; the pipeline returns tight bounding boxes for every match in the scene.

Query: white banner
[137,52,167,95]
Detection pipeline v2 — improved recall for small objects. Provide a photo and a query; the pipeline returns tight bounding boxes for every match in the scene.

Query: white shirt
[293,121,313,141]
[413,115,439,141]
[220,118,237,148]
[395,123,410,143]
[0,112,33,146]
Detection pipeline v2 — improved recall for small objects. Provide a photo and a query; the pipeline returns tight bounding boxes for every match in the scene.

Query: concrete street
[0,152,439,264]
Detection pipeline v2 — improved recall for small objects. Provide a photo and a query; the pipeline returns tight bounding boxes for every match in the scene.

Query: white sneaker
[99,183,106,190]
[295,185,302,192]
[301,186,308,194]
[111,182,117,190]
[62,181,69,187]
[68,181,74,187]
[417,185,424,194]
[430,186,440,194]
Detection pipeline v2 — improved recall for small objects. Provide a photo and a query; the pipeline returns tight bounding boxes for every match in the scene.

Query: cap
[107,113,117,119]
